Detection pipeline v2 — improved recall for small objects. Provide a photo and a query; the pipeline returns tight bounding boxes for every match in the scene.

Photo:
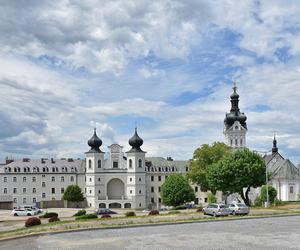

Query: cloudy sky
[0,0,300,163]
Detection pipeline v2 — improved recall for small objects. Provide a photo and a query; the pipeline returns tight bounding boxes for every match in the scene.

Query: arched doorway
[99,203,106,208]
[109,203,121,208]
[124,203,131,208]
[107,178,124,199]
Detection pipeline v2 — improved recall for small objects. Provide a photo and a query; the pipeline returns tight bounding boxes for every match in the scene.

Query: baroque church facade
[0,84,299,209]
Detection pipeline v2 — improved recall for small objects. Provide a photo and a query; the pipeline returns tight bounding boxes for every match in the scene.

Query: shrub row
[125,211,136,217]
[75,213,98,220]
[171,205,187,210]
[148,210,159,216]
[48,216,60,223]
[168,210,180,215]
[73,209,87,217]
[39,212,58,218]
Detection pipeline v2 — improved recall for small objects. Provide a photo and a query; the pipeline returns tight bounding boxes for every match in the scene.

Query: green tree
[187,142,231,192]
[260,185,277,204]
[207,192,217,203]
[160,174,195,207]
[207,148,266,206]
[62,185,84,202]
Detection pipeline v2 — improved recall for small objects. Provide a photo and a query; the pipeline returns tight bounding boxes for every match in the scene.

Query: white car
[12,208,37,216]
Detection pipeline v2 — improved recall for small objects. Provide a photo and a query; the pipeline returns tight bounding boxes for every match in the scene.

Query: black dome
[127,128,145,153]
[87,128,103,153]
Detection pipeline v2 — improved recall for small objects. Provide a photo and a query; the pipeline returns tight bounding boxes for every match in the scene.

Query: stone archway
[107,178,124,199]
[109,203,121,208]
[124,203,131,208]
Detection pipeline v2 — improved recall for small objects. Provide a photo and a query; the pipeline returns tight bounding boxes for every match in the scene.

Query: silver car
[228,203,249,215]
[203,203,230,217]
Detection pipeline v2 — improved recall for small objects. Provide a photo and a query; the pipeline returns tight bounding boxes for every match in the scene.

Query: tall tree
[187,142,231,192]
[62,185,84,202]
[207,148,266,206]
[160,174,195,207]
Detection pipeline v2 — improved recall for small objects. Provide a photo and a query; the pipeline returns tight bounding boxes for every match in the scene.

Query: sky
[0,0,300,164]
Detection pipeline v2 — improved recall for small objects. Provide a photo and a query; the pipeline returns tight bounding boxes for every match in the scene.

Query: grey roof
[1,158,85,173]
[146,157,188,172]
[269,159,300,180]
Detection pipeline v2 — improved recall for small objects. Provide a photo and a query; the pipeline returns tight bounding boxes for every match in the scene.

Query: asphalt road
[1,216,300,250]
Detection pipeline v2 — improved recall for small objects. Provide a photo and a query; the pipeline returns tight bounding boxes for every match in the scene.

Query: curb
[1,213,300,242]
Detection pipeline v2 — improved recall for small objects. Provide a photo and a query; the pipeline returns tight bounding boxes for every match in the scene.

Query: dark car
[96,208,117,215]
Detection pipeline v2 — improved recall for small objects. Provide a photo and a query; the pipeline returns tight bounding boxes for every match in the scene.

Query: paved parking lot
[1,215,300,250]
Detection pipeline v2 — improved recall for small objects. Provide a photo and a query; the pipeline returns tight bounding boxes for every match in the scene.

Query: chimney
[51,158,55,164]
[41,158,45,164]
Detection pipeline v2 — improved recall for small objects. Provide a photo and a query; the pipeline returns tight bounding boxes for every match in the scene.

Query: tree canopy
[207,148,266,206]
[62,185,85,202]
[187,142,231,192]
[160,174,195,207]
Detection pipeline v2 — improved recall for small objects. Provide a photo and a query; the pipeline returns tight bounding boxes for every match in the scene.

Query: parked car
[203,203,230,217]
[12,208,37,216]
[228,203,249,215]
[20,206,43,214]
[96,208,117,215]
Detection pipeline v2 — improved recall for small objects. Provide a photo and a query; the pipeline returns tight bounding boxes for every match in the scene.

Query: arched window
[88,160,92,169]
[98,160,101,168]
[129,159,132,168]
[158,167,161,172]
[138,159,142,168]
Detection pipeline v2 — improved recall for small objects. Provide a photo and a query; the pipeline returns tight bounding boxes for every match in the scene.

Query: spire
[272,134,278,154]
[230,82,240,113]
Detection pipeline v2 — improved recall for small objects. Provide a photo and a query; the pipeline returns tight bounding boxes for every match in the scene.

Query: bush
[207,193,217,203]
[39,212,58,219]
[101,214,111,219]
[148,210,159,216]
[73,209,86,217]
[254,196,263,207]
[25,217,41,227]
[260,185,277,204]
[48,216,60,223]
[171,205,186,210]
[168,210,181,214]
[125,211,136,217]
[75,213,98,220]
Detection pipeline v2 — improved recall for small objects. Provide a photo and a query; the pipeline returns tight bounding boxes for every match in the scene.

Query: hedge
[25,217,41,227]
[75,213,98,220]
[39,212,58,218]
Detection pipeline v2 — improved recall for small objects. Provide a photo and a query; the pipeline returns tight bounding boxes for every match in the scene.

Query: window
[70,176,74,182]
[51,176,55,182]
[158,186,161,192]
[235,139,238,146]
[42,193,46,198]
[186,167,189,172]
[151,186,154,193]
[4,177,7,182]
[13,188,17,194]
[23,177,26,182]
[130,190,132,194]
[42,182,45,187]
[98,190,101,194]
[89,190,92,194]
[51,188,55,194]
[33,188,36,193]
[98,177,101,182]
[61,188,64,194]
[139,177,141,182]
[138,159,142,168]
[88,159,92,169]
[13,177,17,182]
[113,161,118,168]
[32,177,36,182]
[195,186,198,192]
[89,177,92,182]
[139,190,142,194]
[151,197,154,203]
[23,188,26,193]
[240,139,243,145]
[158,198,161,203]
[158,176,161,181]
[230,139,233,146]
[98,160,101,168]
[42,174,45,178]
[151,176,154,182]
[290,186,294,194]
[33,198,36,203]
[13,198,17,203]
[61,176,64,182]
[130,177,132,182]
[23,198,26,204]
[129,159,132,168]
[204,198,208,203]
[4,188,7,194]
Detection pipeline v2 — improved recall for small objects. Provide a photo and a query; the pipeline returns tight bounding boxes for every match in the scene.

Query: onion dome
[127,127,145,153]
[224,83,247,130]
[272,135,278,154]
[87,128,103,153]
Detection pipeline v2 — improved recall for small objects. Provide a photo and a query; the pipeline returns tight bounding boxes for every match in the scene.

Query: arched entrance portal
[99,203,106,208]
[124,203,131,208]
[109,203,121,208]
[107,178,124,199]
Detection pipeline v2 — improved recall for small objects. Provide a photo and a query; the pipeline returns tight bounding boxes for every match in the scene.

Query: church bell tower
[224,83,247,148]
